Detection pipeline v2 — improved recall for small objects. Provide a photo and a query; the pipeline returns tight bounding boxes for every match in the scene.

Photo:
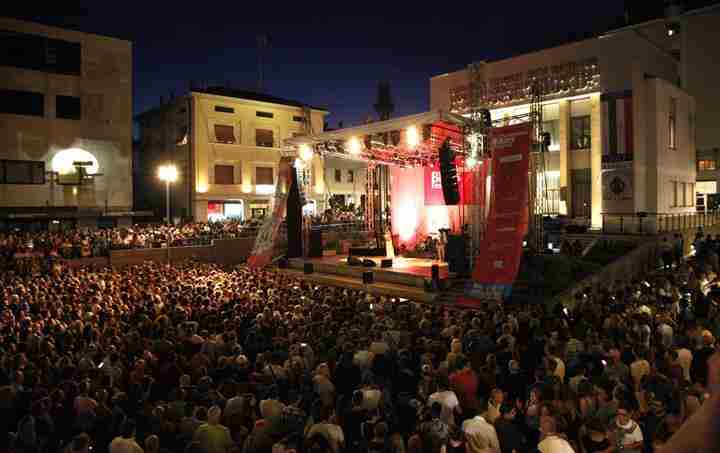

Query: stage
[285,255,450,294]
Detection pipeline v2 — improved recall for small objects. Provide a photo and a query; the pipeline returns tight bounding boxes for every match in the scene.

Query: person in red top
[449,357,480,421]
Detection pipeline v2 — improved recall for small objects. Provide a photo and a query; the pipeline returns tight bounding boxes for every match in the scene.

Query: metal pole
[166,180,170,224]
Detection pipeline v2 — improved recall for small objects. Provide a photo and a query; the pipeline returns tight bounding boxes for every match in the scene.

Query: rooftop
[192,86,328,112]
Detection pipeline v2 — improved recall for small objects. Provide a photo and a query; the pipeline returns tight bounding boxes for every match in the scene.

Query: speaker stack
[439,139,460,205]
[308,229,323,258]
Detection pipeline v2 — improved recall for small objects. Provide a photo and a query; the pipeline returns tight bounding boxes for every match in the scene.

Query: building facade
[0,18,133,230]
[431,26,696,230]
[135,87,328,222]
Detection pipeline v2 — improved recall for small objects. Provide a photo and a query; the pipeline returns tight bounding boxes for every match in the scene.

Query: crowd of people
[2,229,720,453]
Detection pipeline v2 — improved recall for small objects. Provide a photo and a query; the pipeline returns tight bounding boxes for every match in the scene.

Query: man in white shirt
[462,413,500,453]
[615,405,643,453]
[428,378,462,427]
[676,344,694,382]
[537,416,575,453]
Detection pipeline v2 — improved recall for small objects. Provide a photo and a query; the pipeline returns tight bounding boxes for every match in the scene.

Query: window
[699,159,716,171]
[570,116,591,150]
[214,165,234,185]
[669,98,677,149]
[672,181,678,207]
[215,105,234,113]
[214,124,235,144]
[681,182,687,206]
[0,30,81,76]
[256,111,274,118]
[347,170,354,183]
[255,129,274,147]
[0,90,44,117]
[56,95,81,120]
[334,169,342,183]
[0,160,45,184]
[256,167,274,185]
[176,125,188,145]
[293,115,305,122]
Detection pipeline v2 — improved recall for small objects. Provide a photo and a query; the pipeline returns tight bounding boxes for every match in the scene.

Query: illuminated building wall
[136,88,328,221]
[431,28,696,230]
[0,18,133,226]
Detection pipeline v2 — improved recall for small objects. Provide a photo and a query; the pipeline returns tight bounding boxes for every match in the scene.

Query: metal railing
[601,211,720,234]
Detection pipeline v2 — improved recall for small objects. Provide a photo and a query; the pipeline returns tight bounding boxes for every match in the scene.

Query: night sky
[10,1,655,128]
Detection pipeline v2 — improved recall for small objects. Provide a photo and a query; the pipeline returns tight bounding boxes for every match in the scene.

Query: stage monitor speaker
[439,139,460,205]
[363,271,374,284]
[446,235,469,274]
[309,229,323,258]
[363,259,377,267]
[303,262,314,274]
[347,256,363,266]
[381,258,393,268]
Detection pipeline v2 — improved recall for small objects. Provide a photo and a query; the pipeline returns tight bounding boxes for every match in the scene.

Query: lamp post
[158,164,178,224]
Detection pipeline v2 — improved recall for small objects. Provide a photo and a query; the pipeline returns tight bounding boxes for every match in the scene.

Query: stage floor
[314,255,448,278]
[287,255,449,289]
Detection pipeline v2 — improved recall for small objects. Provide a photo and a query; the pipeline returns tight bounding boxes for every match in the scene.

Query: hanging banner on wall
[466,123,531,304]
[247,157,293,268]
[424,162,445,206]
[601,92,633,164]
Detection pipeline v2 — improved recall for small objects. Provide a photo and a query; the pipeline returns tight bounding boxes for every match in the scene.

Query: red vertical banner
[469,124,530,299]
[247,157,294,268]
[424,163,445,206]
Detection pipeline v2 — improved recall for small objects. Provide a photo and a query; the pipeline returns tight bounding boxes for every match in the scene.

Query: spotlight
[348,137,362,156]
[406,125,420,148]
[466,156,477,168]
[299,144,313,162]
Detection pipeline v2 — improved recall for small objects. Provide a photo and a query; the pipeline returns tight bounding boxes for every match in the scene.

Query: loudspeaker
[363,271,374,284]
[309,229,323,258]
[446,235,468,274]
[363,259,377,267]
[347,256,363,266]
[480,109,492,128]
[381,258,393,268]
[438,139,460,205]
[303,262,314,274]
[287,165,303,258]
[431,264,440,282]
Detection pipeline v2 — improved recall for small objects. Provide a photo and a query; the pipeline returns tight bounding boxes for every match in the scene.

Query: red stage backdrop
[468,124,531,302]
[247,157,293,268]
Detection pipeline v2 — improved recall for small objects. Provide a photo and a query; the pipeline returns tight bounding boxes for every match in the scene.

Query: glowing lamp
[406,125,420,149]
[348,137,362,156]
[52,148,99,175]
[466,156,477,168]
[299,144,313,162]
[158,164,178,183]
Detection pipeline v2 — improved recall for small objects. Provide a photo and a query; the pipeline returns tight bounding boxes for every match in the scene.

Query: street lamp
[158,164,178,224]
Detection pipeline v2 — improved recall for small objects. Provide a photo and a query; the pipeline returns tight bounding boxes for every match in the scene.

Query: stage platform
[287,255,449,288]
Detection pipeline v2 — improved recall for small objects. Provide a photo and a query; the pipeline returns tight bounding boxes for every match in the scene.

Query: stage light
[294,158,304,169]
[299,144,313,162]
[348,137,362,155]
[466,156,477,168]
[406,125,420,149]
